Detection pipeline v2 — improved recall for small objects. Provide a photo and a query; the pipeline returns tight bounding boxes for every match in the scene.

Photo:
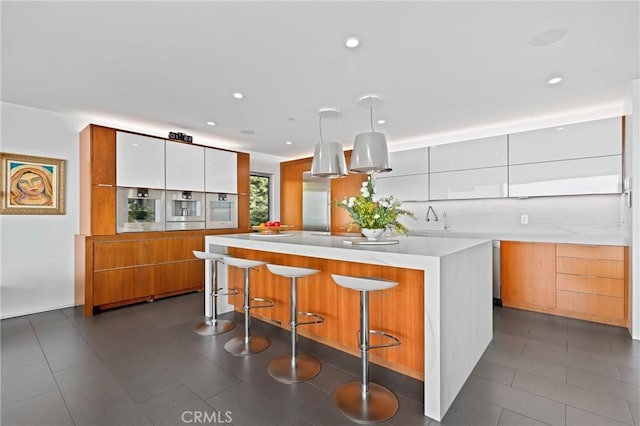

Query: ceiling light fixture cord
[319,115,325,145]
[369,106,375,132]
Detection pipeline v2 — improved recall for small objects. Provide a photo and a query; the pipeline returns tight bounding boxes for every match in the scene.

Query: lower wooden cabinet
[78,234,207,315]
[502,241,628,327]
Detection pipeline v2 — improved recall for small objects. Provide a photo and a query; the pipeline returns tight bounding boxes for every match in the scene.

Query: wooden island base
[227,247,425,380]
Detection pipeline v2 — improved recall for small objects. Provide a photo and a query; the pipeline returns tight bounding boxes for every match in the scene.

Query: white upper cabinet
[430,135,508,173]
[116,132,165,189]
[509,117,622,165]
[375,174,429,202]
[383,147,429,177]
[165,142,205,191]
[205,148,237,193]
[430,167,508,200]
[509,156,622,197]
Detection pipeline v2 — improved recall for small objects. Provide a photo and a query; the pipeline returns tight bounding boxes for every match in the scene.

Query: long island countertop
[205,231,493,421]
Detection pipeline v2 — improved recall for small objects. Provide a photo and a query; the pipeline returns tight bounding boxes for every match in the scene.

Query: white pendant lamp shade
[349,94,392,174]
[310,141,348,178]
[310,107,348,178]
[350,132,391,173]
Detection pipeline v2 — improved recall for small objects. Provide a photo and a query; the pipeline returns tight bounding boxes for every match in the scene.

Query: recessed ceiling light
[547,76,563,85]
[285,141,293,145]
[556,127,565,130]
[232,92,244,99]
[345,37,360,48]
[529,28,568,47]
[206,121,217,126]
[377,119,386,125]
[240,129,255,135]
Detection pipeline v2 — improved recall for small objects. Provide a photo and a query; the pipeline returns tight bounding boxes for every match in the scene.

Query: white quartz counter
[408,229,629,246]
[206,231,490,269]
[205,231,493,421]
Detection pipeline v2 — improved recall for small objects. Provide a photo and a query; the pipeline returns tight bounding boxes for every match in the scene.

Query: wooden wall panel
[237,152,250,231]
[91,185,116,236]
[331,171,367,233]
[280,160,311,229]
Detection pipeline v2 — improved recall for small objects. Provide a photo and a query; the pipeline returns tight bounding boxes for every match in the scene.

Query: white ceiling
[2,1,639,159]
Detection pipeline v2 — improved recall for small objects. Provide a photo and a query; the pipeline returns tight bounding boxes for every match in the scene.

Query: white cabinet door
[430,135,508,172]
[430,167,508,200]
[509,117,622,165]
[374,174,429,202]
[383,147,429,177]
[165,142,205,191]
[509,156,621,197]
[116,132,165,189]
[205,148,238,193]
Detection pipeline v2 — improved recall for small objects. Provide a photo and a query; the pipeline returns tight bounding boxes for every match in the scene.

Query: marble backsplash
[398,193,629,240]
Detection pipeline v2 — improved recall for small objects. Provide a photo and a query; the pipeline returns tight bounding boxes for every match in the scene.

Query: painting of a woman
[1,153,65,215]
[10,165,54,206]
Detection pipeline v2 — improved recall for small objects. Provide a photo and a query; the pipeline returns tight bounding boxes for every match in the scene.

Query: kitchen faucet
[426,205,439,222]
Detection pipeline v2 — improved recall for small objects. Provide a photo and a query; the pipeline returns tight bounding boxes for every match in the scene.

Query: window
[249,174,270,226]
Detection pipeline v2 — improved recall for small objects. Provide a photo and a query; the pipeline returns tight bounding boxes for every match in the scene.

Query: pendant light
[349,94,392,174]
[310,107,348,178]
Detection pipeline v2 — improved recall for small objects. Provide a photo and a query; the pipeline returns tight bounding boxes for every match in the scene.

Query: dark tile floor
[1,293,638,426]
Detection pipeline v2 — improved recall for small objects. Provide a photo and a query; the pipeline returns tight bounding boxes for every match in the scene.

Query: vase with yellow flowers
[336,175,414,240]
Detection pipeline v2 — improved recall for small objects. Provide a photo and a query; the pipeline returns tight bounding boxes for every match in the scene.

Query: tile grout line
[27,314,77,426]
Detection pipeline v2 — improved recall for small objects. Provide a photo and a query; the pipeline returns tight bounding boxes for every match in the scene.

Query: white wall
[0,101,283,319]
[630,80,639,339]
[1,102,86,318]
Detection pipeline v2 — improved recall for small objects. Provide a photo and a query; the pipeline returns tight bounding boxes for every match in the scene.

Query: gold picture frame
[0,152,66,215]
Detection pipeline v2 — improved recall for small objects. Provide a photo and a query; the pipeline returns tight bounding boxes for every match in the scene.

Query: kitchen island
[205,231,492,421]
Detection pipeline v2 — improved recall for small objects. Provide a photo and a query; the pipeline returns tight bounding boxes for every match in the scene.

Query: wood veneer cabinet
[280,152,367,233]
[227,247,425,379]
[76,124,252,316]
[501,241,556,310]
[501,241,628,327]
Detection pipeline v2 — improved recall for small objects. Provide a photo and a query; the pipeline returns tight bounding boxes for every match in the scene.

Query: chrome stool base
[268,355,321,383]
[194,319,235,336]
[334,382,399,424]
[224,335,270,356]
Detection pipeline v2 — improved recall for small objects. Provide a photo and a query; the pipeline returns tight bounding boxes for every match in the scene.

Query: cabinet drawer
[556,273,624,297]
[556,244,624,260]
[153,237,204,263]
[556,290,624,320]
[93,266,154,305]
[556,257,624,279]
[154,260,204,296]
[94,241,155,270]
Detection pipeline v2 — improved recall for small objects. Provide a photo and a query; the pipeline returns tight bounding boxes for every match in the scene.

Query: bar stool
[266,264,324,383]
[222,256,273,356]
[331,274,401,424]
[192,251,238,336]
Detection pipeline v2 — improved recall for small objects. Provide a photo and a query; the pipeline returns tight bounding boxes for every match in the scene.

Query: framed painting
[0,152,65,215]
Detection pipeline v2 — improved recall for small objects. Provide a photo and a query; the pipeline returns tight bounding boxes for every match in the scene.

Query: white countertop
[206,231,491,269]
[408,229,629,246]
